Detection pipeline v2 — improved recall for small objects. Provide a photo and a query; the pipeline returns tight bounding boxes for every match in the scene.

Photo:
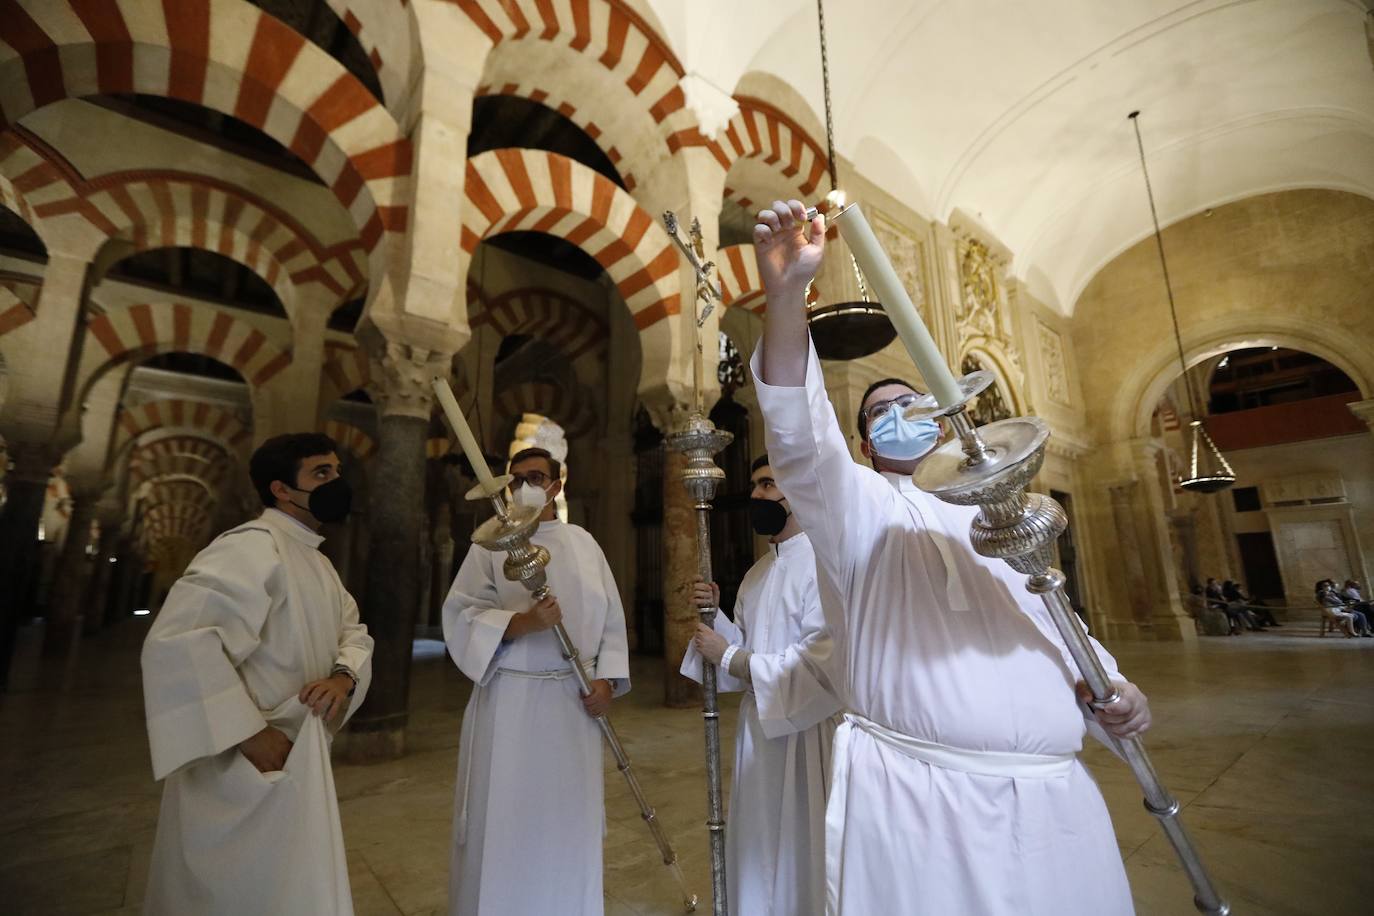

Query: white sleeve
[751,585,843,738]
[591,542,631,697]
[442,544,519,686]
[333,590,373,727]
[140,530,276,780]
[750,336,896,596]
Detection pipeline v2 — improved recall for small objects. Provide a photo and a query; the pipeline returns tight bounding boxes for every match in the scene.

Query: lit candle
[831,203,965,408]
[431,377,500,494]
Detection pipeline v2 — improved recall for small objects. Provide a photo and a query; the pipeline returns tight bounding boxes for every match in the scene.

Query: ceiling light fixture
[1129,111,1235,494]
[804,0,898,360]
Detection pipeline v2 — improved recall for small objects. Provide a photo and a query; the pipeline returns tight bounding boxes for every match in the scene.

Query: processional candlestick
[431,379,698,913]
[662,210,733,916]
[827,202,1230,915]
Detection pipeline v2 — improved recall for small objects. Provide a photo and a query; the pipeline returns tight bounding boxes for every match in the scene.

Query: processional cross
[662,213,722,414]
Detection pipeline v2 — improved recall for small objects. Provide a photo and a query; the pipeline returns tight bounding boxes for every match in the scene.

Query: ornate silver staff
[431,379,698,913]
[828,201,1230,915]
[662,211,732,916]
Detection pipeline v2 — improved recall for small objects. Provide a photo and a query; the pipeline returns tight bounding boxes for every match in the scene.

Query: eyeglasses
[510,471,552,488]
[860,393,922,425]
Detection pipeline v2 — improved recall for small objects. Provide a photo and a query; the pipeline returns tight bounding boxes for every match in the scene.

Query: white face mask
[513,482,551,510]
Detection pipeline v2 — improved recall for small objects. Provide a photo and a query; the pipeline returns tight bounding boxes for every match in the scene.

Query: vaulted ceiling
[647,0,1374,313]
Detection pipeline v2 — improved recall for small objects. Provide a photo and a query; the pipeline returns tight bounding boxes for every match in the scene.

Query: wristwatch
[330,664,358,696]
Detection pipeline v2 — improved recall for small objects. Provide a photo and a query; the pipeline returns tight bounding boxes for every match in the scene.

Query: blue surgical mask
[868,409,941,461]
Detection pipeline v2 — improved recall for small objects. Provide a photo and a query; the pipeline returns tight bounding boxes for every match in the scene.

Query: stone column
[345,341,449,761]
[429,499,455,630]
[42,481,103,656]
[0,442,55,686]
[661,437,701,708]
[82,499,124,635]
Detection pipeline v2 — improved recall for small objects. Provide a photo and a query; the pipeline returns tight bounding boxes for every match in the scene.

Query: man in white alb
[680,452,843,916]
[443,447,630,916]
[749,200,1150,915]
[141,432,373,915]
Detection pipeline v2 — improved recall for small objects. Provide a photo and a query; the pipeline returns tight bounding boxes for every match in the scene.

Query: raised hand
[754,199,826,298]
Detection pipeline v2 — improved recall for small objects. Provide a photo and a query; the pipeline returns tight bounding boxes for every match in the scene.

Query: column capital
[367,339,451,421]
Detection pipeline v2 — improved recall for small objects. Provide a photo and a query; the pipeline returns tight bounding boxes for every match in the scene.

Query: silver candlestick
[905,374,1230,916]
[469,480,698,913]
[665,413,733,916]
[663,207,735,916]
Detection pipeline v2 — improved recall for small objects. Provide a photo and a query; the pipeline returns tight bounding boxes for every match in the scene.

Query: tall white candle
[832,203,965,408]
[431,377,500,494]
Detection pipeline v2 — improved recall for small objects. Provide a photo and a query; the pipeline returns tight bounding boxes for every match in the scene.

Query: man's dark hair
[249,433,338,508]
[857,377,923,441]
[751,453,771,474]
[509,446,561,480]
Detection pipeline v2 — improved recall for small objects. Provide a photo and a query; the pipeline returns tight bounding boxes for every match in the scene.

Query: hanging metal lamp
[805,0,897,360]
[1130,111,1236,494]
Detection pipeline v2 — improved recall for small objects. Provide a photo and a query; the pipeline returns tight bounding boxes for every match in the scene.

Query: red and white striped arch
[473,286,608,363]
[81,302,292,396]
[462,148,680,331]
[451,0,692,135]
[320,342,371,404]
[140,500,214,550]
[0,0,410,302]
[474,80,641,192]
[116,399,251,455]
[715,244,766,315]
[323,419,377,462]
[2,127,368,312]
[324,0,413,114]
[720,97,829,211]
[493,380,598,440]
[128,435,232,490]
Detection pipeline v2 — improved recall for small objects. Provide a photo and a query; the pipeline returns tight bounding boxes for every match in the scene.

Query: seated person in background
[1208,577,1250,635]
[1223,580,1280,628]
[1340,580,1371,616]
[1317,580,1369,638]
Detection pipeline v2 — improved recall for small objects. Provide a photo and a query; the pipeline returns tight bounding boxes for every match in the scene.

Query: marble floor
[2,620,1372,915]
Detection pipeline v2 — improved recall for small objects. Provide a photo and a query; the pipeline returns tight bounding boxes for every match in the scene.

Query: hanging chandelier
[1129,111,1236,494]
[805,0,897,360]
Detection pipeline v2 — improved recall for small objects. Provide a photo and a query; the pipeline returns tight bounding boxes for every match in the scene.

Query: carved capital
[367,341,451,420]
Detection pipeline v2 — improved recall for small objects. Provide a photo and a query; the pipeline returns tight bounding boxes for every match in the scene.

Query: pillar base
[341,720,406,763]
[1102,613,1191,643]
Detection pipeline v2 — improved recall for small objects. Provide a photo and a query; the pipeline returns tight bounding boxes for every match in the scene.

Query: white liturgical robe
[752,340,1135,916]
[141,508,373,916]
[443,517,631,916]
[680,531,842,916]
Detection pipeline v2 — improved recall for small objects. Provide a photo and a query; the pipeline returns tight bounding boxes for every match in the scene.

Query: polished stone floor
[2,620,1372,915]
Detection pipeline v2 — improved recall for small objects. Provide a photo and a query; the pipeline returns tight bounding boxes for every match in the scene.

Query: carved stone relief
[871,210,926,320]
[1036,320,1070,406]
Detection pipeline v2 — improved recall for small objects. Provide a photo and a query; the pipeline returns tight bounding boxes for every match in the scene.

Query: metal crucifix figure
[662,209,734,916]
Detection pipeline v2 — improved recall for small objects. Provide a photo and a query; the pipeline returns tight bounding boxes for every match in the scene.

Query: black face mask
[749,497,790,537]
[287,477,353,523]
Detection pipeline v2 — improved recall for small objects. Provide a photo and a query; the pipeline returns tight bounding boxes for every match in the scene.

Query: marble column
[42,482,102,656]
[661,443,701,708]
[346,342,448,761]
